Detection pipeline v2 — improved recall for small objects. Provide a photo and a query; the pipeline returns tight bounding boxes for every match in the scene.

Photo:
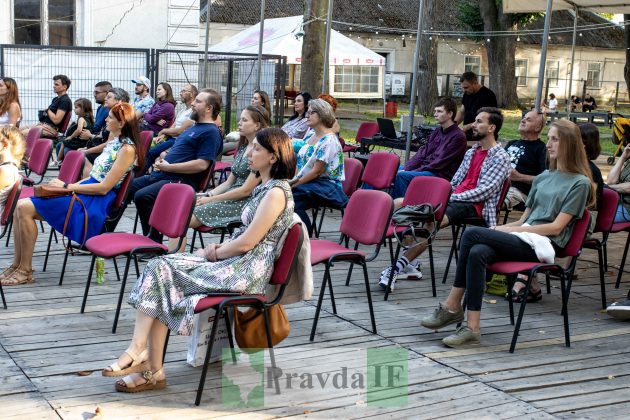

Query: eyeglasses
[305,109,316,116]
[180,89,192,93]
[93,90,107,94]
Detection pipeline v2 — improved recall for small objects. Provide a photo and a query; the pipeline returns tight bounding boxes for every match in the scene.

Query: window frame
[13,0,76,46]
[464,55,481,75]
[545,59,560,88]
[586,62,602,89]
[515,58,528,87]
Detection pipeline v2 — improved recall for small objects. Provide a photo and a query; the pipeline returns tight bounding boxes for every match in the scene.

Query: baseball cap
[131,76,151,89]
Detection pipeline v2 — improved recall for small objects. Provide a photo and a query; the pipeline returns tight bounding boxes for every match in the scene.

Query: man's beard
[190,109,199,122]
[470,130,485,141]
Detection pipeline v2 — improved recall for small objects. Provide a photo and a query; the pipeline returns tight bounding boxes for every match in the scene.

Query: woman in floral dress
[105,127,296,393]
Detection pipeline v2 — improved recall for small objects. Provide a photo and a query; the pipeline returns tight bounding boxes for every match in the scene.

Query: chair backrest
[496,177,511,214]
[1,178,22,227]
[149,183,196,238]
[197,161,215,192]
[104,171,134,232]
[270,224,303,286]
[133,131,155,177]
[340,189,393,245]
[58,110,72,134]
[28,139,53,176]
[342,158,363,197]
[25,127,43,157]
[557,209,591,258]
[355,122,380,143]
[594,188,619,233]
[58,150,85,183]
[402,176,452,223]
[361,152,400,190]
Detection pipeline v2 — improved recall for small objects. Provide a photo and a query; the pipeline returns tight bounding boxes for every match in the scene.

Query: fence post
[581,80,587,101]
[225,60,234,133]
[544,78,550,105]
[0,45,4,78]
[152,50,159,97]
[147,49,154,97]
[277,57,287,127]
[445,74,450,96]
[615,81,620,111]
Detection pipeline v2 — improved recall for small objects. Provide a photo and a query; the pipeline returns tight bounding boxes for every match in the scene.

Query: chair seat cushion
[214,161,232,171]
[611,222,630,233]
[196,225,224,233]
[19,187,34,199]
[488,261,556,275]
[86,232,168,257]
[310,239,366,265]
[194,295,265,313]
[386,223,408,237]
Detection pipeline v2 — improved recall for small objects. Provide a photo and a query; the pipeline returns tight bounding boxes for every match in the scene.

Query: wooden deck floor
[2,173,630,419]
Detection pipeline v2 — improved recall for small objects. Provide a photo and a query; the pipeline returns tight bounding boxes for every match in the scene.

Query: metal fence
[0,44,287,131]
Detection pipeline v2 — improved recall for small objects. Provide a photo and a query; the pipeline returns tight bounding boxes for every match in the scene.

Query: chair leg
[442,225,459,284]
[510,273,534,353]
[223,308,237,363]
[162,330,170,364]
[42,229,55,272]
[317,206,327,236]
[39,220,45,233]
[310,266,331,341]
[112,257,121,281]
[384,244,401,301]
[428,240,436,297]
[53,229,58,244]
[189,230,198,253]
[80,255,97,313]
[5,220,11,247]
[560,273,571,348]
[506,274,515,325]
[326,269,337,314]
[502,208,510,225]
[311,208,319,238]
[262,307,281,395]
[345,262,355,287]
[195,307,221,406]
[361,262,377,334]
[546,272,551,294]
[597,246,607,309]
[133,212,139,234]
[112,256,132,334]
[134,255,140,277]
[616,232,630,289]
[603,242,609,272]
[0,279,6,309]
[58,248,70,286]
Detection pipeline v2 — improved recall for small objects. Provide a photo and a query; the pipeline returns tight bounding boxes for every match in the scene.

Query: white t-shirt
[548,98,558,111]
[173,106,193,128]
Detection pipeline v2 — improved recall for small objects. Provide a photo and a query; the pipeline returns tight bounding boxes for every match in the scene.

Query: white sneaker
[398,260,423,280]
[379,266,397,291]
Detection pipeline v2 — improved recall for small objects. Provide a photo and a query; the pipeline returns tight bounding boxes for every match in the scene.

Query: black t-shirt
[43,94,72,130]
[462,86,497,138]
[504,139,547,195]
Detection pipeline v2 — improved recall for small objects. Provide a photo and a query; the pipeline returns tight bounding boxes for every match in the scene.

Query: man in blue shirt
[130,89,223,241]
[91,81,112,134]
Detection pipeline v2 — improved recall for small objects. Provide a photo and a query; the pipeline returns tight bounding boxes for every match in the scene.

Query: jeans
[392,170,436,198]
[293,178,348,236]
[614,203,630,223]
[454,226,539,311]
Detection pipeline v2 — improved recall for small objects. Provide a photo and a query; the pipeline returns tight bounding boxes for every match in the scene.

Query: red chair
[382,176,452,300]
[173,223,304,406]
[343,122,380,156]
[487,209,591,353]
[211,161,232,187]
[24,127,43,160]
[583,188,619,308]
[22,139,53,186]
[81,183,196,333]
[0,178,22,306]
[442,178,511,284]
[21,150,84,200]
[311,157,364,237]
[132,130,154,178]
[43,110,72,140]
[309,189,393,341]
[360,152,400,191]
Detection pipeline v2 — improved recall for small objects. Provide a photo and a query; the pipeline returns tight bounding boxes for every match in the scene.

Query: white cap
[131,76,151,89]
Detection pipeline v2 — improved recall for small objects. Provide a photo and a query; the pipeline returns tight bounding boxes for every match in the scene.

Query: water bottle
[95,257,105,285]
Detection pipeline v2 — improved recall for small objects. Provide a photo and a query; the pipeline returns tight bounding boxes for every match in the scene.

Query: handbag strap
[62,193,88,253]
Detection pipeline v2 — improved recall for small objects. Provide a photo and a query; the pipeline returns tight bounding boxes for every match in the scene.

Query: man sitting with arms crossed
[380,107,511,291]
[21,74,72,139]
[130,89,223,243]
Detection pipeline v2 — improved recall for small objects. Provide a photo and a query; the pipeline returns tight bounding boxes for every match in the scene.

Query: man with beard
[90,81,112,134]
[131,76,155,120]
[129,89,223,242]
[380,107,511,292]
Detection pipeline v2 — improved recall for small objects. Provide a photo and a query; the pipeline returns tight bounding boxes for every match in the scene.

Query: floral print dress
[128,179,294,336]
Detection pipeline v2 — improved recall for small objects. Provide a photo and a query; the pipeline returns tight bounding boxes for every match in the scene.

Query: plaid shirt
[450,143,511,228]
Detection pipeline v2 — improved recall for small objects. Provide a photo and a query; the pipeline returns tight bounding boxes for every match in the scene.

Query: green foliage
[457,0,541,37]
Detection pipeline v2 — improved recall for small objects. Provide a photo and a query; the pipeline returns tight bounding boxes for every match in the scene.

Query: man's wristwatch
[63,182,68,189]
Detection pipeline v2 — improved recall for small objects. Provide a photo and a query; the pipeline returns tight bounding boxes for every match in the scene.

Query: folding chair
[344,122,380,157]
[360,152,400,192]
[0,178,22,306]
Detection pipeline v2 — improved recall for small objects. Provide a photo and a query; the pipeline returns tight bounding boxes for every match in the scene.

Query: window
[587,62,602,88]
[515,59,528,86]
[333,66,379,94]
[464,56,481,74]
[545,60,560,87]
[14,0,75,46]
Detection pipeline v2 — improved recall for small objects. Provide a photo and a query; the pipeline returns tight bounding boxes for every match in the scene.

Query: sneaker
[379,266,397,291]
[420,303,464,330]
[398,260,423,280]
[607,299,630,321]
[442,326,481,348]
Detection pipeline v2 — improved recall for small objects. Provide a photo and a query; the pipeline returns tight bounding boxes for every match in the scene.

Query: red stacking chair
[21,150,84,200]
[442,178,511,284]
[81,183,196,333]
[309,189,393,341]
[22,139,53,186]
[487,209,591,353]
[382,176,452,300]
[0,178,22,306]
[583,188,618,308]
[360,152,400,192]
[133,130,154,178]
[311,157,363,237]
[344,122,380,156]
[54,172,135,282]
[24,127,43,160]
[211,161,232,187]
[167,223,304,406]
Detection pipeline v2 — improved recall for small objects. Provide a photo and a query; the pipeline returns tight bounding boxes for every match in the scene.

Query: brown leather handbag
[234,305,290,352]
[33,186,88,250]
[33,185,73,198]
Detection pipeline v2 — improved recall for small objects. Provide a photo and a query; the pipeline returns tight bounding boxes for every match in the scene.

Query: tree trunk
[300,0,327,95]
[415,1,438,115]
[479,0,519,108]
[624,14,630,101]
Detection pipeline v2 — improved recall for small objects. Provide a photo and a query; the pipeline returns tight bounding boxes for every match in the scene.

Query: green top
[525,170,591,248]
[619,160,630,212]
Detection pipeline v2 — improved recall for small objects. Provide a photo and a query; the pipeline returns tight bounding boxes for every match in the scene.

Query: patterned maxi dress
[128,179,294,336]
[193,144,253,228]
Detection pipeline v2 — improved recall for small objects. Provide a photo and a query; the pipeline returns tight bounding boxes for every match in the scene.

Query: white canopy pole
[566,5,578,115]
[256,0,266,90]
[404,0,424,162]
[535,0,554,112]
[322,0,334,93]
[202,4,211,88]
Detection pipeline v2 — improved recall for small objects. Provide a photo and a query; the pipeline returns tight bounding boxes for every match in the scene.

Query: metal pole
[256,0,266,90]
[202,3,211,88]
[404,0,425,162]
[535,0,554,113]
[566,5,578,115]
[322,0,334,93]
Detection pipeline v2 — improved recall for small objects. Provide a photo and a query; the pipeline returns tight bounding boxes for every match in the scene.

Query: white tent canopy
[503,0,630,13]
[209,15,385,66]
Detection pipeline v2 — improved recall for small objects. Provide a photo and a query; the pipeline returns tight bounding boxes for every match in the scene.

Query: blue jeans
[143,139,175,173]
[293,178,348,236]
[392,170,436,199]
[614,203,630,223]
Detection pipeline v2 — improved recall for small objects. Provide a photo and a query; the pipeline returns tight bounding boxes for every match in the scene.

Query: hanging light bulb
[457,38,461,42]
[486,38,490,42]
[517,36,521,42]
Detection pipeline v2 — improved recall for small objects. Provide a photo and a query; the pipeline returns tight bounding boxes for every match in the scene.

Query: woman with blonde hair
[0,78,22,126]
[420,119,594,348]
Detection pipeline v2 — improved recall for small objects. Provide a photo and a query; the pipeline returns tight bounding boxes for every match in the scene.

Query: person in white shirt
[548,93,558,113]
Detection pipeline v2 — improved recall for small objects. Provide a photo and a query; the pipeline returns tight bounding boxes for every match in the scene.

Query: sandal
[115,368,166,393]
[508,282,542,303]
[0,265,18,281]
[0,268,34,286]
[102,348,150,377]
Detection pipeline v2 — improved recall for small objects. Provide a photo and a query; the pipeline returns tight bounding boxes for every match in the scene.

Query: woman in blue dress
[1,103,142,285]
